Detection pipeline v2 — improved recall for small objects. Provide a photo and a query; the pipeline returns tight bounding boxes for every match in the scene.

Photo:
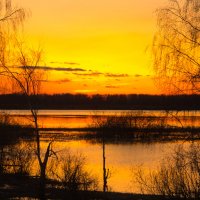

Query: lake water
[1,110,200,193]
[2,109,200,128]
[50,140,183,193]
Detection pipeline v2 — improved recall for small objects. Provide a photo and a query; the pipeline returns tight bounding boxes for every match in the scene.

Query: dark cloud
[134,74,142,78]
[64,62,80,65]
[106,85,119,89]
[50,61,63,64]
[105,73,129,78]
[18,66,86,72]
[41,78,71,84]
[50,61,80,65]
[73,71,129,78]
[73,72,103,76]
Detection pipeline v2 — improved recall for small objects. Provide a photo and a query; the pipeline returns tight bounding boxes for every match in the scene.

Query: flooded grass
[37,125,200,144]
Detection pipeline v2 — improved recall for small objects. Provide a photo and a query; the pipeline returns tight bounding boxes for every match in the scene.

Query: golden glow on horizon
[12,0,167,94]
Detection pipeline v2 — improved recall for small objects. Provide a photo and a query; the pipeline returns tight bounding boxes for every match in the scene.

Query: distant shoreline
[1,93,200,110]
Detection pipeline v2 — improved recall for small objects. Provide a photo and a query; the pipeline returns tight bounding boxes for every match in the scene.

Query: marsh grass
[86,112,195,142]
[89,111,174,134]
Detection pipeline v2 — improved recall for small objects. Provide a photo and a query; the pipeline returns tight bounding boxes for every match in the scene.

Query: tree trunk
[39,164,46,200]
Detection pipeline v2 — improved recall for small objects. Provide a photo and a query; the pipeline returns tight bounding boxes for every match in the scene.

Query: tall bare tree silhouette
[0,1,55,199]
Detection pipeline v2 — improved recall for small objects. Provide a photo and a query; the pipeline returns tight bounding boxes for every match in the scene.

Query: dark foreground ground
[0,174,189,200]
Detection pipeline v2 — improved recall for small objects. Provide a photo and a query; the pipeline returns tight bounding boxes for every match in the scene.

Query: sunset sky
[13,0,167,95]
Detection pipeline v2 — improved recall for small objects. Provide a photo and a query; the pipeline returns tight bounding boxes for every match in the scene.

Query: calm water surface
[2,110,200,193]
[41,140,189,193]
[2,109,200,128]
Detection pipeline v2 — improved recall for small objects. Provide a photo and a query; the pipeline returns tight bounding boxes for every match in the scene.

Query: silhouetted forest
[0,93,199,110]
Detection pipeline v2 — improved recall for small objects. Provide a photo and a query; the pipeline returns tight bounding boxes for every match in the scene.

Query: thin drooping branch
[153,0,200,93]
[162,8,200,32]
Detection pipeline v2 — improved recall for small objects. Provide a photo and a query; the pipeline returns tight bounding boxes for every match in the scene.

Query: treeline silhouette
[0,93,200,110]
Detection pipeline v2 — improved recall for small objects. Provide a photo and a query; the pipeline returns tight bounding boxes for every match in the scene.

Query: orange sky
[13,0,167,95]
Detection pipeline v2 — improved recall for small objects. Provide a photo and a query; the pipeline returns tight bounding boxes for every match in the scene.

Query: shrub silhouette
[135,143,200,198]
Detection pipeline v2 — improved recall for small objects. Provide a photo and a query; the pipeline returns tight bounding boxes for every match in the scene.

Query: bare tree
[153,0,200,93]
[0,1,55,199]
